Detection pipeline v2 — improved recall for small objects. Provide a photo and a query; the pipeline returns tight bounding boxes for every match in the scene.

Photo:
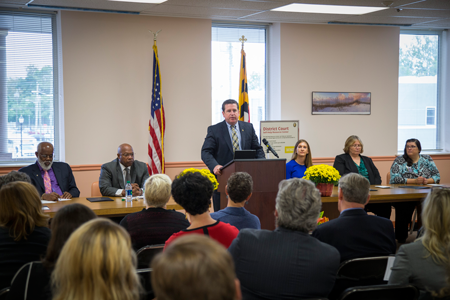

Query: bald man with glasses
[99,143,150,197]
[19,142,80,201]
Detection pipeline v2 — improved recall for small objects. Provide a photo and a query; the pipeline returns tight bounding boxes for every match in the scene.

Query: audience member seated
[0,170,31,188]
[0,182,51,290]
[312,173,396,262]
[164,172,239,249]
[19,142,80,201]
[99,143,149,197]
[51,218,142,300]
[229,178,340,300]
[333,135,391,219]
[152,235,242,300]
[390,138,441,243]
[7,203,97,300]
[120,174,189,251]
[389,188,450,300]
[211,172,260,230]
[286,139,313,179]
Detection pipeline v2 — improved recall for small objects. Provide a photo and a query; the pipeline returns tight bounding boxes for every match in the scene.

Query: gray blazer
[99,158,149,196]
[389,240,448,300]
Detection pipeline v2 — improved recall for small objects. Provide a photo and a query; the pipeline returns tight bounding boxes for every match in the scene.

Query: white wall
[61,12,401,164]
[279,24,400,157]
[61,11,211,165]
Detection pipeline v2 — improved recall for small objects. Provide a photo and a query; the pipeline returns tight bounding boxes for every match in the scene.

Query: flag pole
[148,30,165,174]
[238,35,250,122]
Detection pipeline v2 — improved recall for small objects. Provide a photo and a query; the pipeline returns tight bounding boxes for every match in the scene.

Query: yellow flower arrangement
[303,164,341,185]
[177,168,219,191]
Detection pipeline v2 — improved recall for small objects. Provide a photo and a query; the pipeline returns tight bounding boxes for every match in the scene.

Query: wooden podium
[218,159,286,230]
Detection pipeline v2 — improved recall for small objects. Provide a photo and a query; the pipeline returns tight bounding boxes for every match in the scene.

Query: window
[0,10,60,164]
[398,31,441,151]
[212,24,267,138]
[426,107,436,126]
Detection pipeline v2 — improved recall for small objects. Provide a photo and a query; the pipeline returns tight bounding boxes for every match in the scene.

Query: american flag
[148,42,165,175]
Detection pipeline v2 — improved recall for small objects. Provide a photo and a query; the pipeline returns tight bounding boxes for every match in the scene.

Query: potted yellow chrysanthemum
[303,164,341,197]
[177,168,219,191]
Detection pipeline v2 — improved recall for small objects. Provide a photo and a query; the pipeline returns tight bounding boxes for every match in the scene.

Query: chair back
[91,181,101,197]
[386,172,391,184]
[136,244,165,269]
[137,268,154,300]
[0,287,10,300]
[338,284,418,300]
[329,256,392,300]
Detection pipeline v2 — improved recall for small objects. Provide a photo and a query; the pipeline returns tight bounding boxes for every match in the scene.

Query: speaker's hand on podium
[213,165,223,176]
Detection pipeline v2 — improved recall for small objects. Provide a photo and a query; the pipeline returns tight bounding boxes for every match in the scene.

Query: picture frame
[312,92,371,115]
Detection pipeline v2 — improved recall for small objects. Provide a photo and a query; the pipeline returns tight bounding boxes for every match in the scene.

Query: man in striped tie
[201,99,265,211]
[19,142,80,201]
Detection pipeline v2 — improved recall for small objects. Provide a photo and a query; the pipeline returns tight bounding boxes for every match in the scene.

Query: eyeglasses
[351,144,362,148]
[121,153,134,157]
[39,154,54,159]
[406,145,417,149]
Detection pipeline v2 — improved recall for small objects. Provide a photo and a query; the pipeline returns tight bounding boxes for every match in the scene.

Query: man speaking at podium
[201,99,265,211]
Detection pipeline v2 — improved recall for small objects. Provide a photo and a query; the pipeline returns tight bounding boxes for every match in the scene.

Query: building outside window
[0,10,60,165]
[398,31,441,151]
[212,24,267,139]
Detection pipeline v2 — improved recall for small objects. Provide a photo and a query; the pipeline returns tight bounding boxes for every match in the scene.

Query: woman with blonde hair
[389,188,450,299]
[286,139,312,179]
[52,218,142,300]
[0,181,50,290]
[120,174,189,251]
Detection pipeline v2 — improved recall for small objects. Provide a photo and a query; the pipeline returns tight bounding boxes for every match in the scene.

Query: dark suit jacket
[312,209,396,262]
[201,120,265,172]
[228,227,340,300]
[19,162,80,197]
[333,153,382,185]
[99,158,150,196]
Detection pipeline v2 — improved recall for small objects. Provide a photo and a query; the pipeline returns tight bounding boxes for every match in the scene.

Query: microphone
[262,138,279,158]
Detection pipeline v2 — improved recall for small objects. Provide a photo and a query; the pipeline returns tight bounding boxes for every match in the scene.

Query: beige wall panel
[61,11,211,165]
[279,24,400,158]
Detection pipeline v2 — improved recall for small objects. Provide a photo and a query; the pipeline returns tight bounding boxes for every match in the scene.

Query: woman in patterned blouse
[389,138,440,243]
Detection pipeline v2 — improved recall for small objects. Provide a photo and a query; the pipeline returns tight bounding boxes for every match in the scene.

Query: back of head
[0,181,48,241]
[226,172,253,203]
[0,170,31,189]
[43,204,97,271]
[152,235,237,300]
[275,178,321,232]
[171,172,213,215]
[338,173,370,204]
[421,188,450,299]
[144,174,172,207]
[52,218,141,300]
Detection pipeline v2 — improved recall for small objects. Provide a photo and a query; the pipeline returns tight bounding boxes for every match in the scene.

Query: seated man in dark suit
[19,142,80,201]
[229,178,340,300]
[312,173,396,262]
[99,143,149,197]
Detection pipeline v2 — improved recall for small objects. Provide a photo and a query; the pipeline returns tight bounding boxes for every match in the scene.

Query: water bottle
[125,181,132,202]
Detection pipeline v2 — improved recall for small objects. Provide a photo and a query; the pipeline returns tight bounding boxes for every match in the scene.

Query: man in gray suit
[229,179,340,300]
[99,143,149,197]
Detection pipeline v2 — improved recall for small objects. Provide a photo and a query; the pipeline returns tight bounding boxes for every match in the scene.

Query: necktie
[125,167,131,184]
[44,170,52,194]
[231,126,239,152]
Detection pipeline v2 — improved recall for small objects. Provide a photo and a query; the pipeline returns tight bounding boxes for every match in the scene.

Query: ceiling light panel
[272,3,389,15]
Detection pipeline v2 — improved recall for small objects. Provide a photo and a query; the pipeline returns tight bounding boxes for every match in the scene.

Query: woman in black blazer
[333,135,391,219]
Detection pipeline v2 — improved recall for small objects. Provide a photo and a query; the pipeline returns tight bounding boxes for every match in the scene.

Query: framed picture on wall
[312,92,371,115]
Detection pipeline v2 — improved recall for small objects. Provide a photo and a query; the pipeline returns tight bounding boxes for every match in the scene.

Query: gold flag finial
[239,35,247,50]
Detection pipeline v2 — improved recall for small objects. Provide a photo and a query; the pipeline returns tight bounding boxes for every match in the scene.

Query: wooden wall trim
[1,155,449,175]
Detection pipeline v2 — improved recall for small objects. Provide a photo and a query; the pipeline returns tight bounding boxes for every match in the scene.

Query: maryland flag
[238,48,249,122]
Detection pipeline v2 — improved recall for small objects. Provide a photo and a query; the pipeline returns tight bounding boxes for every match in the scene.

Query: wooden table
[321,184,433,220]
[43,197,183,218]
[42,184,434,222]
